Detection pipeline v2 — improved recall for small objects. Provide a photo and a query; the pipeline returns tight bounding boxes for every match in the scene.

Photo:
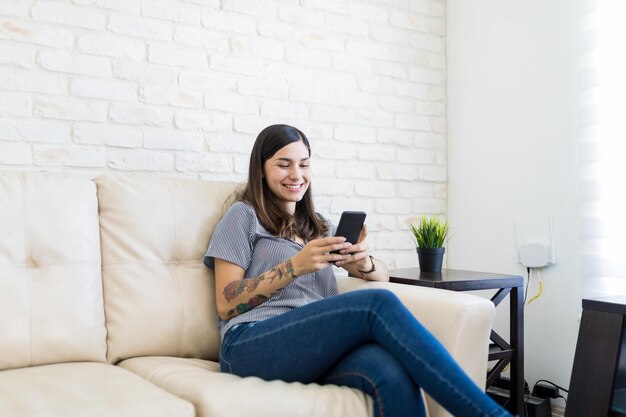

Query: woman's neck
[283,201,296,215]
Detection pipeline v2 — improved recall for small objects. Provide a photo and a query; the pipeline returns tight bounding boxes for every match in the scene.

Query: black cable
[523,267,531,305]
[534,379,569,393]
[557,394,567,404]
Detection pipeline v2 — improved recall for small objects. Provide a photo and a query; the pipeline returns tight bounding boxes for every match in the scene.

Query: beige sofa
[0,172,496,417]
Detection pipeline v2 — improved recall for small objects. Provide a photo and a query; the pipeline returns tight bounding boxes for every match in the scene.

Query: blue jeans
[219,289,512,417]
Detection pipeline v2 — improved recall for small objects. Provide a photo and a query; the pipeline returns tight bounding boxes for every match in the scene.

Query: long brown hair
[234,124,328,241]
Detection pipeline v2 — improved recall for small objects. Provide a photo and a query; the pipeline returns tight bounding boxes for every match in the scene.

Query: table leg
[510,286,525,416]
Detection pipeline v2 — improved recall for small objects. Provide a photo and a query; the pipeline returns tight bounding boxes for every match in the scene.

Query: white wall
[0,0,585,406]
[447,0,579,408]
[0,0,447,266]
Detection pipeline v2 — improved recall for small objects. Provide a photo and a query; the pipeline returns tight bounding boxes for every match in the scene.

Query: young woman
[205,124,512,417]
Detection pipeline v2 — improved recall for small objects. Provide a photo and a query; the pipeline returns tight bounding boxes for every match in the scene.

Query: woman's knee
[347,288,401,306]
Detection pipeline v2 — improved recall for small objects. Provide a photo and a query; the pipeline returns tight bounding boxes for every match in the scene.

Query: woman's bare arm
[214,236,350,321]
[342,256,389,282]
[214,258,297,321]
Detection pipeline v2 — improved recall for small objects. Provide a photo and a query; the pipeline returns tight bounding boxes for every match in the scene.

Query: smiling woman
[236,124,324,243]
[201,124,512,417]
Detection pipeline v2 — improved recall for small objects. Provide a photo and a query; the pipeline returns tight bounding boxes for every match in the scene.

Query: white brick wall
[0,0,447,268]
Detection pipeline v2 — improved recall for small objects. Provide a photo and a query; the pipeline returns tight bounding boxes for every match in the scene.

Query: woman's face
[263,140,311,213]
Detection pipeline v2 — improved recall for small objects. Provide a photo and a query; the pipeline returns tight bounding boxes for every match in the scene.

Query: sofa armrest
[336,276,495,390]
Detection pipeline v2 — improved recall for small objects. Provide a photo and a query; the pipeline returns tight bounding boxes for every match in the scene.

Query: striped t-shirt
[204,201,338,339]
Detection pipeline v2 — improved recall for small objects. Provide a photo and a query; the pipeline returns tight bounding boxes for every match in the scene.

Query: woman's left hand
[334,224,371,270]
[335,225,389,282]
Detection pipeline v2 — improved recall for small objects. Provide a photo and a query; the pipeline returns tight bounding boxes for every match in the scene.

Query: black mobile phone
[330,211,366,255]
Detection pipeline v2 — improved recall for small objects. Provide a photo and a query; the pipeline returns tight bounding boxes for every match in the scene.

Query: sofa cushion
[0,362,194,417]
[0,172,106,371]
[119,356,372,417]
[95,176,236,363]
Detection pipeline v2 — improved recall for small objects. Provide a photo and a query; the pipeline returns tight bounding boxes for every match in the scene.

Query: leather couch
[0,172,496,417]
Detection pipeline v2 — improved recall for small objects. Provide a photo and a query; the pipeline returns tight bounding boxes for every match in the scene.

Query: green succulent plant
[409,216,449,249]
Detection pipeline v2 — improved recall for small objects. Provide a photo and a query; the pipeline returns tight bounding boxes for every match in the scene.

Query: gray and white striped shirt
[204,201,338,339]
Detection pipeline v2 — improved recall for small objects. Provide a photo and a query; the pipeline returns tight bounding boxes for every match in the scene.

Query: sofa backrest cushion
[95,176,236,363]
[0,172,107,371]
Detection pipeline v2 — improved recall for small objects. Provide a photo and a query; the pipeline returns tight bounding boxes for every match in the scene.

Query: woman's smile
[283,183,304,191]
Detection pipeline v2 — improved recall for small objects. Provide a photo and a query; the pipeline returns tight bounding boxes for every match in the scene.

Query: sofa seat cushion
[119,356,372,417]
[0,362,194,417]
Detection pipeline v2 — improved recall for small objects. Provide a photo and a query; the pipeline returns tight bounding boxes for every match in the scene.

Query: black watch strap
[358,255,376,278]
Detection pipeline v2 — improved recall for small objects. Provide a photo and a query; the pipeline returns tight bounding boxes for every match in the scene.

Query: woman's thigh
[219,289,402,383]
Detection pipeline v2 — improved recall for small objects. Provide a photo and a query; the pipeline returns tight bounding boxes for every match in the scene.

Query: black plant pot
[416,247,445,272]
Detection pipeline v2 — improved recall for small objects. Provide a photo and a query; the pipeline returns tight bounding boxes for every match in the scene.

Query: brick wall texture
[0,0,446,268]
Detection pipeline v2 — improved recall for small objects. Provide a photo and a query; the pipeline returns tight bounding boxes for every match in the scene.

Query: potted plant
[409,216,449,273]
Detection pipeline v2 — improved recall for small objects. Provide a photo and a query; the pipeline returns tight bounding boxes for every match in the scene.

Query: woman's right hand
[290,237,351,276]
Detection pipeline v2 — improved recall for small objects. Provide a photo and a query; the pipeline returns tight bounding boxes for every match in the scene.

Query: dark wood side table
[388,268,525,416]
[566,296,626,417]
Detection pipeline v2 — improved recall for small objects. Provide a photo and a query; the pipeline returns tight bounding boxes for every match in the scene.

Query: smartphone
[330,211,366,255]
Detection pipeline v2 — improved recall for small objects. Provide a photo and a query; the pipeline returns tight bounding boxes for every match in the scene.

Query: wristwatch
[357,255,377,278]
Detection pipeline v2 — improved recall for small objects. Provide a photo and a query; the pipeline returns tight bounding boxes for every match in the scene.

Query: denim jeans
[219,289,512,417]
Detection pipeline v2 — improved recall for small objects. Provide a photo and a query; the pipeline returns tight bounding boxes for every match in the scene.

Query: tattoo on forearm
[222,258,298,303]
[223,275,263,301]
[227,294,269,318]
[284,258,296,277]
[267,267,278,284]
